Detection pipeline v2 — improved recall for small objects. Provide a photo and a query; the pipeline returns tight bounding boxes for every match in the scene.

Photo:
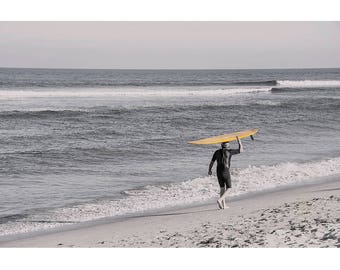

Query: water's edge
[1,173,339,244]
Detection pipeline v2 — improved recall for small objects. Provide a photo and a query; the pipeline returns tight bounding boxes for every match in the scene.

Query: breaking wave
[0,80,339,100]
[277,80,340,88]
[0,87,271,99]
[1,157,340,236]
[233,80,278,86]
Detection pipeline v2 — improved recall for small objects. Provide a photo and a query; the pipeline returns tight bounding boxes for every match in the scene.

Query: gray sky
[1,22,340,69]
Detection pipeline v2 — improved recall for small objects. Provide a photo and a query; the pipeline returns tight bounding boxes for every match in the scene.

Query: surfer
[208,136,243,209]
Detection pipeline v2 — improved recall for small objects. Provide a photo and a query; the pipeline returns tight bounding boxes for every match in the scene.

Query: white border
[1,0,340,20]
[1,248,339,270]
[1,1,339,269]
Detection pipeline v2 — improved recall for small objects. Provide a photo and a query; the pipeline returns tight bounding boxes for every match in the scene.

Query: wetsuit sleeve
[208,151,218,174]
[211,151,218,162]
[229,137,243,155]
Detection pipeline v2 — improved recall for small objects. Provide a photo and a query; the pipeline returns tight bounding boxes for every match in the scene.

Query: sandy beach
[1,176,339,248]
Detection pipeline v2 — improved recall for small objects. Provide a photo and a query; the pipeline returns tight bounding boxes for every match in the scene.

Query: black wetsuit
[211,148,240,188]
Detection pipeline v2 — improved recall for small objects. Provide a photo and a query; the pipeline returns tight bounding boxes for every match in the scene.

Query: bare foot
[222,200,230,209]
[217,199,223,209]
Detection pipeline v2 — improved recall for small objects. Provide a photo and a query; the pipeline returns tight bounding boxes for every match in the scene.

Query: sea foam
[278,80,340,88]
[1,157,340,237]
[0,87,271,100]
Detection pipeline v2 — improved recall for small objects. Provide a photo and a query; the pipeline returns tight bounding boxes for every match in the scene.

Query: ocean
[0,68,339,237]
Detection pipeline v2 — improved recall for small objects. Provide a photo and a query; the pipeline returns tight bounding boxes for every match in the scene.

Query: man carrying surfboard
[208,137,243,209]
[188,128,257,209]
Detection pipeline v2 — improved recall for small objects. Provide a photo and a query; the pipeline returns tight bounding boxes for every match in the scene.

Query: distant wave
[234,80,278,86]
[1,78,340,89]
[1,157,340,236]
[0,80,279,88]
[1,80,339,100]
[270,80,340,93]
[277,80,340,88]
[0,109,87,118]
[3,79,340,88]
[0,87,272,100]
[270,87,308,93]
[0,81,278,88]
[0,100,272,118]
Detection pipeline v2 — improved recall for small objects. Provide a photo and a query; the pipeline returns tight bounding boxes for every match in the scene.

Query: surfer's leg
[217,173,225,209]
[218,185,229,209]
[220,186,225,197]
[217,171,229,209]
[218,170,231,209]
[218,186,225,209]
[219,188,229,208]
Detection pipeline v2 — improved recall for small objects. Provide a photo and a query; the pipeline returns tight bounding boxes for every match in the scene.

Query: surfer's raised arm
[208,152,217,176]
[237,136,244,153]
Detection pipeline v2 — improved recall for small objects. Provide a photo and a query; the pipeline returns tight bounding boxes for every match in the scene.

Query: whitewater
[1,79,340,100]
[1,157,340,236]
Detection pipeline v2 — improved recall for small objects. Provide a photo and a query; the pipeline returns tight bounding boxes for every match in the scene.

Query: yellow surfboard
[188,128,259,145]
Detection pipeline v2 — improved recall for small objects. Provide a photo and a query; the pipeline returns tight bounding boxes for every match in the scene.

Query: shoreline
[1,175,339,247]
[0,173,338,243]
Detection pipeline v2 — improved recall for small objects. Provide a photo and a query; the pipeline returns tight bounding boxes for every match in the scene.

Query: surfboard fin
[250,135,254,141]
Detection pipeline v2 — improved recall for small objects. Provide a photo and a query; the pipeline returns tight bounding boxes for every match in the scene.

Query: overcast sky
[0,22,340,69]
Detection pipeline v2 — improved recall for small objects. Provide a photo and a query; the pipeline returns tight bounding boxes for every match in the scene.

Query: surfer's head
[221,142,230,149]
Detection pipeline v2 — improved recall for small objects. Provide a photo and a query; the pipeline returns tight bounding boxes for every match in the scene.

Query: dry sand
[1,177,339,248]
